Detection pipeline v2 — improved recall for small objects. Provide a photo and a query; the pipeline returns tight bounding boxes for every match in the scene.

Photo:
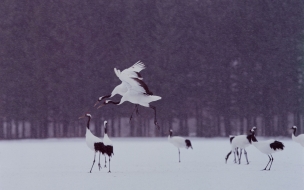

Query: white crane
[98,65,161,129]
[79,113,105,173]
[94,61,146,105]
[94,61,146,121]
[249,129,284,171]
[225,136,239,164]
[103,120,114,173]
[225,126,256,164]
[291,126,304,147]
[168,129,193,162]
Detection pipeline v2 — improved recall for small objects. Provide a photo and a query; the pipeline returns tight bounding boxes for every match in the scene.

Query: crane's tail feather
[149,95,161,102]
[270,141,284,151]
[185,139,193,149]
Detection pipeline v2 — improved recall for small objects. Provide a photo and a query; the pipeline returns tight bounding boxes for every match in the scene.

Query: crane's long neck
[101,94,111,101]
[86,117,91,130]
[292,128,298,142]
[107,100,121,105]
[104,126,107,134]
[251,134,258,143]
[246,134,252,144]
[292,128,297,136]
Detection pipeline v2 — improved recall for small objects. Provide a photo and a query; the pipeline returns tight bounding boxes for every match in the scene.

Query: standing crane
[168,129,193,162]
[249,129,284,171]
[225,126,256,164]
[103,120,114,173]
[79,113,105,173]
[291,126,304,147]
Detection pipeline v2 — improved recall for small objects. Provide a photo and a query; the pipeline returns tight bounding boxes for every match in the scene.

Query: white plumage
[113,66,161,107]
[79,113,105,173]
[102,120,114,173]
[117,90,161,107]
[291,126,304,147]
[168,129,193,162]
[169,136,188,148]
[103,121,113,146]
[94,61,145,107]
[119,60,145,78]
[250,130,284,171]
[252,139,281,154]
[225,127,256,164]
[98,62,161,129]
[86,127,102,151]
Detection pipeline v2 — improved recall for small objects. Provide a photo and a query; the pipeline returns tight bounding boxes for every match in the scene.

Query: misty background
[0,0,303,139]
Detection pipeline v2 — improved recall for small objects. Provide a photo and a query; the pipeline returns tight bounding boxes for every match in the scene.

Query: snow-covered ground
[0,137,303,190]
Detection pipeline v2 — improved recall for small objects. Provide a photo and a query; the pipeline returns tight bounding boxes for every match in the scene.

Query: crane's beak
[97,103,105,109]
[94,100,100,107]
[78,115,85,119]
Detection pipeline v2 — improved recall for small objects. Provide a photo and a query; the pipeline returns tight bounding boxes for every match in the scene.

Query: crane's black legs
[129,104,159,130]
[244,149,249,164]
[225,151,232,163]
[136,105,139,115]
[262,155,273,171]
[90,152,96,173]
[226,148,249,165]
[98,152,101,171]
[268,155,274,170]
[235,148,239,163]
[104,156,107,168]
[129,104,139,123]
[149,105,159,130]
[178,148,181,163]
[108,157,111,173]
[238,149,243,164]
[233,149,237,163]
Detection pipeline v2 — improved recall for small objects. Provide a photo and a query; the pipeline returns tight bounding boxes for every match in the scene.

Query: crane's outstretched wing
[113,61,145,81]
[114,68,140,93]
[121,61,145,80]
[123,61,145,73]
[114,68,153,95]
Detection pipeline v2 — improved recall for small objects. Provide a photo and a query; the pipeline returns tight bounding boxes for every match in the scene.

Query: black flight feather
[132,77,153,95]
[135,72,143,79]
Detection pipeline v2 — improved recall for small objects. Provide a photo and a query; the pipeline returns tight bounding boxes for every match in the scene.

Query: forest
[0,0,303,139]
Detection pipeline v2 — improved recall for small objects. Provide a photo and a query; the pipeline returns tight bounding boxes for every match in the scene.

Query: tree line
[0,0,303,139]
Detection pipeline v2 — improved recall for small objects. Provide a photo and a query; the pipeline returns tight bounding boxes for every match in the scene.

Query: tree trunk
[0,117,3,139]
[223,115,231,137]
[111,116,115,137]
[118,117,121,137]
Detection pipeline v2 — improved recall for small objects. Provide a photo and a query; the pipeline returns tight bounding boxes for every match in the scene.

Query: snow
[0,137,303,190]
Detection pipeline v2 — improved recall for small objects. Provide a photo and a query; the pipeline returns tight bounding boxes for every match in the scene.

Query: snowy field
[0,137,303,190]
